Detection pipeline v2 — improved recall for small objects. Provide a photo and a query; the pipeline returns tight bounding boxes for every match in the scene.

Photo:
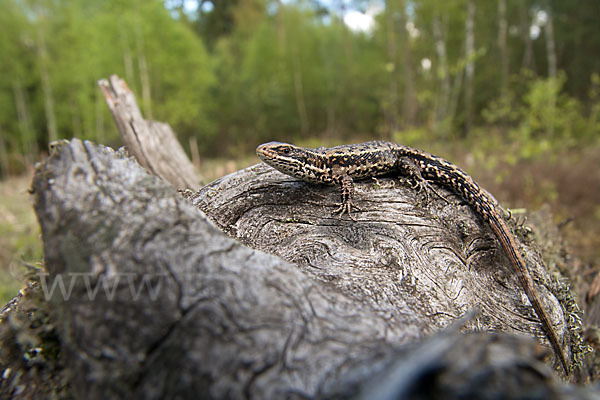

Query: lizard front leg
[332,174,361,221]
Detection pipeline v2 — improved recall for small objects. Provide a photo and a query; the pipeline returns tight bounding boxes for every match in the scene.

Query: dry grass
[0,170,41,303]
[471,146,600,269]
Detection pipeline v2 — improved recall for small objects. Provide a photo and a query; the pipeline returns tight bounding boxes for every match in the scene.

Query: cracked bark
[1,122,593,398]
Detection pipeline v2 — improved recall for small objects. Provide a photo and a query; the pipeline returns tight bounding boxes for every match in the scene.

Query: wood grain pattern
[191,163,568,373]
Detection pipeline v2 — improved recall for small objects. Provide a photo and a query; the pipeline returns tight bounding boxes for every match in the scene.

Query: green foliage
[391,127,431,148]
[195,0,241,48]
[139,1,216,144]
[483,72,598,160]
[0,0,215,160]
[210,3,387,154]
[588,73,600,136]
[519,73,586,141]
[0,0,598,165]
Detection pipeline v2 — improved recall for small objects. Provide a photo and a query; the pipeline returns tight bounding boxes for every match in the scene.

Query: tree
[0,0,37,169]
[194,0,240,48]
[464,0,475,134]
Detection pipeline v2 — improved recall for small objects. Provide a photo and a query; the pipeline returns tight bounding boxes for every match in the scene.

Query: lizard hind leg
[397,157,450,206]
[332,175,361,221]
[397,157,431,205]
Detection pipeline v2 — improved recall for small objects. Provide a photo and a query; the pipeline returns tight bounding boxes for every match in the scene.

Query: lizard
[256,140,569,374]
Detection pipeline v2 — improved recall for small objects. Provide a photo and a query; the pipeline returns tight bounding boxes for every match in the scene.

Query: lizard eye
[282,147,291,155]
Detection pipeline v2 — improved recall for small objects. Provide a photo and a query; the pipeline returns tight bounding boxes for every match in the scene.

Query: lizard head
[256,141,315,180]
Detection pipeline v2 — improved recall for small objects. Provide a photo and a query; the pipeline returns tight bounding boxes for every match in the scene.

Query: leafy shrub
[484,72,596,160]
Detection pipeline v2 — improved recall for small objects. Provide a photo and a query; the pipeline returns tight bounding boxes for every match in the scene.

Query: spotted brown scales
[255,140,569,374]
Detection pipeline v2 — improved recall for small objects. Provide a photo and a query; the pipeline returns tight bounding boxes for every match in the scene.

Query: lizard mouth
[256,142,285,163]
[255,144,270,162]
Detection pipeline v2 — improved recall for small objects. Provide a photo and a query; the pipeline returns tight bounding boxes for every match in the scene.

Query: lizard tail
[487,212,569,375]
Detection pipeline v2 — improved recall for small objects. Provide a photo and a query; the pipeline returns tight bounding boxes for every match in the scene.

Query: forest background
[0,0,599,303]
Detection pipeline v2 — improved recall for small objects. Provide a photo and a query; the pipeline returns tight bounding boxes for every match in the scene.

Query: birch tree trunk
[37,24,58,143]
[292,47,309,137]
[433,15,450,134]
[12,79,37,163]
[119,25,135,86]
[447,51,464,127]
[497,0,509,134]
[399,0,417,126]
[135,14,153,120]
[544,2,557,138]
[544,3,557,80]
[275,0,286,52]
[498,0,509,99]
[386,0,399,133]
[464,0,476,135]
[520,2,535,72]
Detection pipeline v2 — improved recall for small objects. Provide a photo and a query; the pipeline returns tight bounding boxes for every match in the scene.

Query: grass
[0,171,42,303]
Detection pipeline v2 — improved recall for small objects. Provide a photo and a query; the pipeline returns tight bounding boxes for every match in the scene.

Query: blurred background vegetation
[0,0,599,303]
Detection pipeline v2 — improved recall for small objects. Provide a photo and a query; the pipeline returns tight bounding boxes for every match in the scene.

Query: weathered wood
[98,75,200,190]
[189,162,570,360]
[1,139,595,399]
[21,139,414,398]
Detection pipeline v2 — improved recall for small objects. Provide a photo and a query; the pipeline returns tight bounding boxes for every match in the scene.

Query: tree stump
[0,139,595,399]
[1,72,593,397]
[189,161,570,357]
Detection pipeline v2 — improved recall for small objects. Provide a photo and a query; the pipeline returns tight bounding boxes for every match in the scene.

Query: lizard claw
[332,174,361,220]
[413,179,430,205]
[406,176,449,206]
[333,201,361,221]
